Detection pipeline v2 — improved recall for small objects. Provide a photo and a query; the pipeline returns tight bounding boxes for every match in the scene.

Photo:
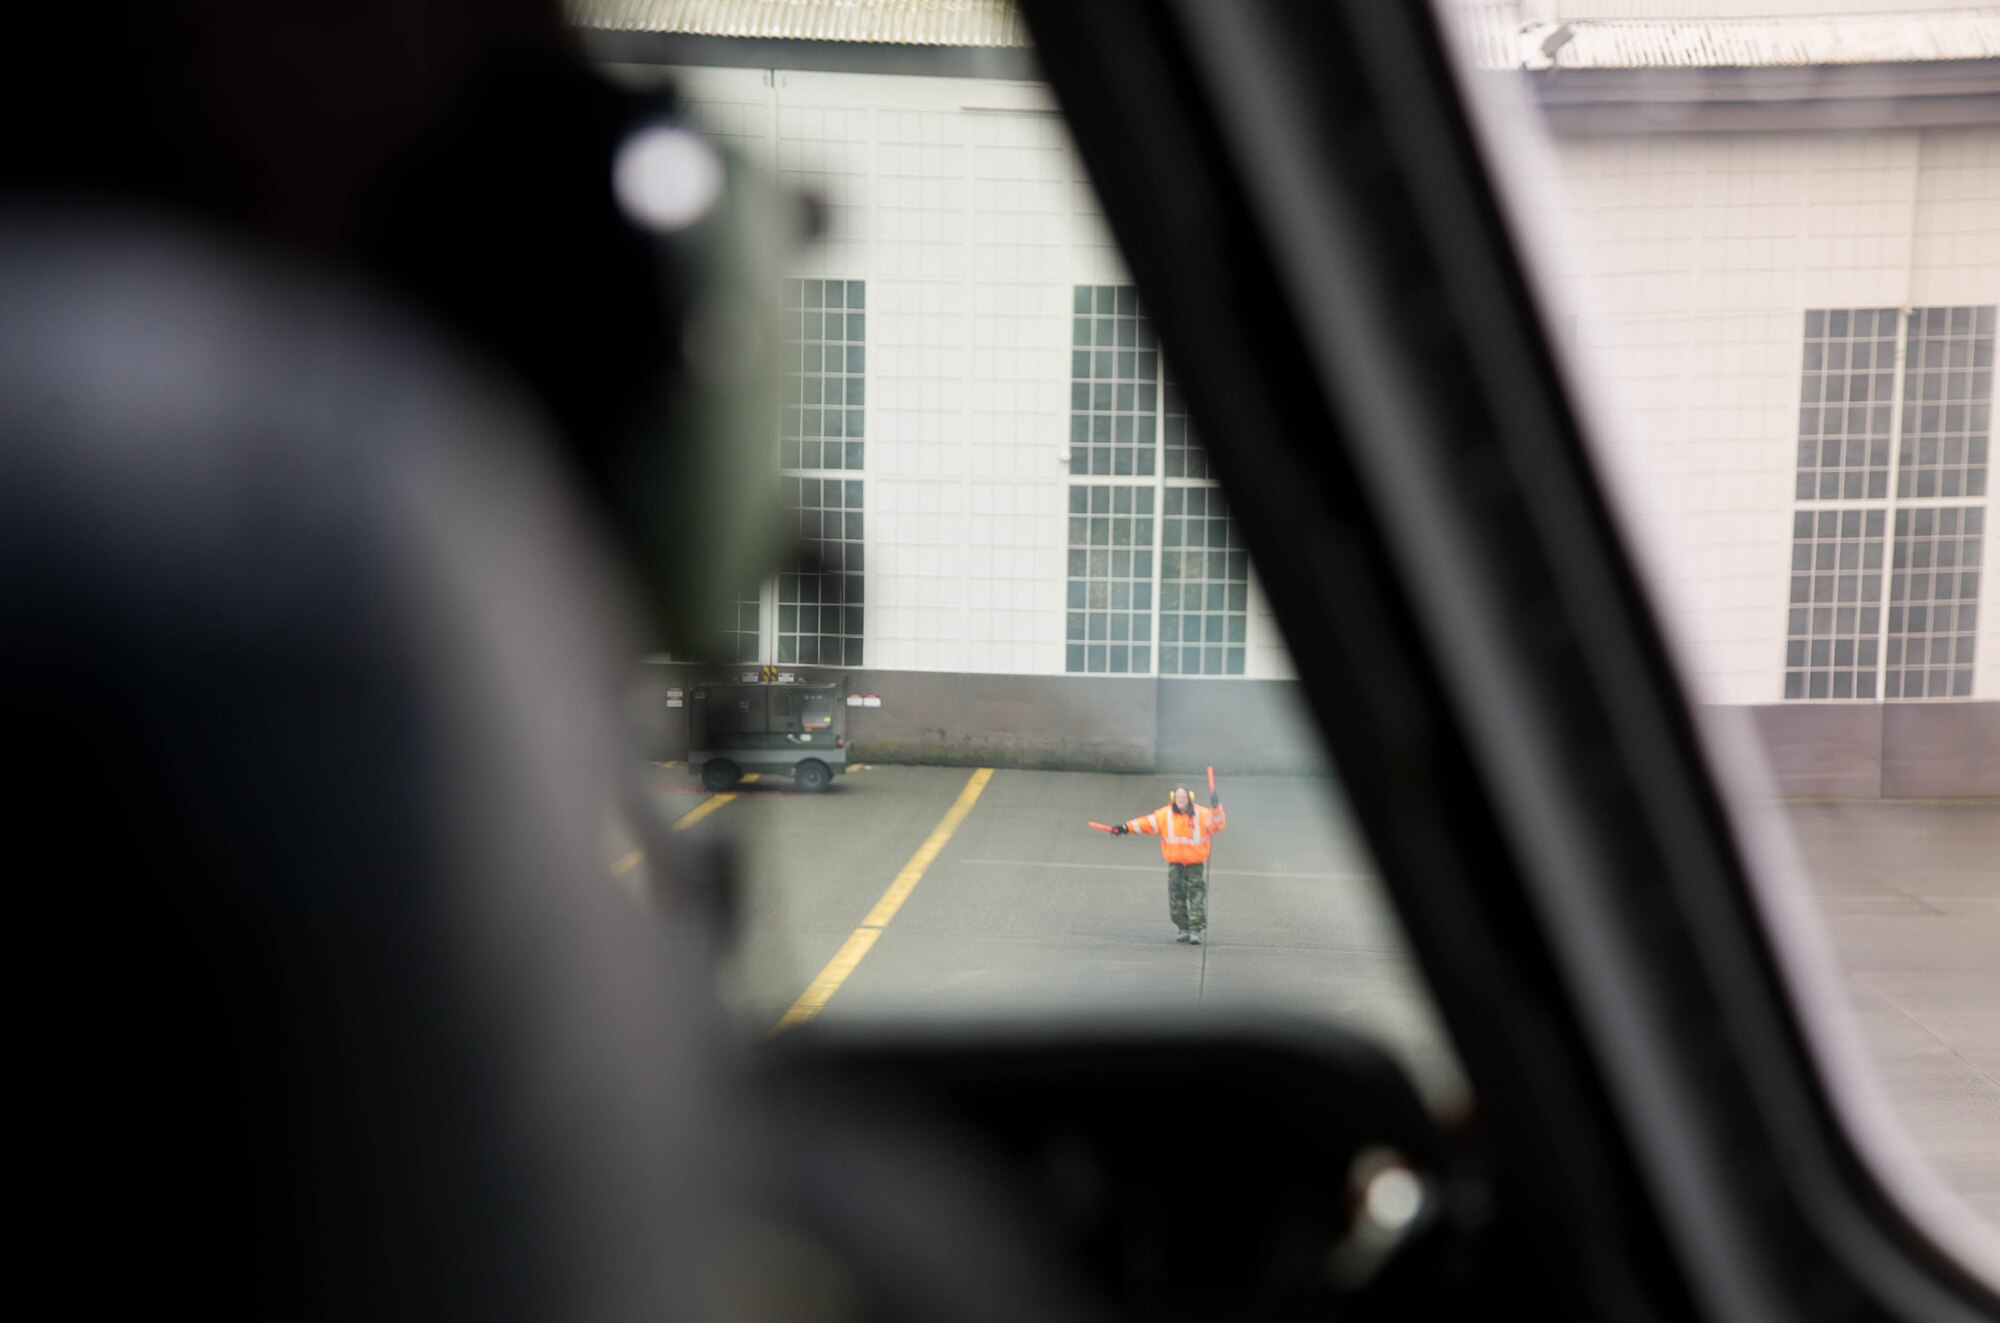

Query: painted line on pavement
[959,857,1373,881]
[773,767,994,1034]
[670,772,759,834]
[608,775,761,878]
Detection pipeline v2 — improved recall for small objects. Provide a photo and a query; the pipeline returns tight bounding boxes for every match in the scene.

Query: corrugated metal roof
[569,1,2000,68]
[1460,4,2000,69]
[1454,4,1527,69]
[565,0,1031,48]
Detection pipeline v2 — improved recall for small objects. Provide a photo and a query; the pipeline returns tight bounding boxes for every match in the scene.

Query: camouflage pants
[1167,862,1207,933]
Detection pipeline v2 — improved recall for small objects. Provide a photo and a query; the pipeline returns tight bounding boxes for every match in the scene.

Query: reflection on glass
[596,1,1993,1273]
[1433,0,1999,1268]
[602,46,1467,1116]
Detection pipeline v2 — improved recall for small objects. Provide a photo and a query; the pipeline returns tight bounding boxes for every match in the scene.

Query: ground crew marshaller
[1111,786,1226,944]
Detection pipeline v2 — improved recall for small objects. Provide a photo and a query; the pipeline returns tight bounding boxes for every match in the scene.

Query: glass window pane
[1422,3,2000,1271]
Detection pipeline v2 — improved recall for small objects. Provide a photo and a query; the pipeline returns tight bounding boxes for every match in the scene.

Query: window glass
[1429,0,1999,1270]
[1067,483,1155,675]
[608,56,1467,1118]
[599,6,1997,1272]
[1060,287,1239,675]
[1161,486,1249,677]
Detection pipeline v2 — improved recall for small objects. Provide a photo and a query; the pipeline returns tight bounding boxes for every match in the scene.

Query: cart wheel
[795,759,832,794]
[701,759,741,792]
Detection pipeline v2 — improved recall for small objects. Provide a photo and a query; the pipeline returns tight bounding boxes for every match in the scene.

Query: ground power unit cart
[690,676,849,792]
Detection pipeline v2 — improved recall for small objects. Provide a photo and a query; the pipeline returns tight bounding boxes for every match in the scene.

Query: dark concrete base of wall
[633,666,1998,796]
[634,665,1328,774]
[1741,703,1885,798]
[1735,702,2000,798]
[1881,702,2000,797]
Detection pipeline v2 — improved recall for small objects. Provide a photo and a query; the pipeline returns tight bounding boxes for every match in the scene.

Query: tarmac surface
[1775,798,2000,1236]
[635,764,1999,1236]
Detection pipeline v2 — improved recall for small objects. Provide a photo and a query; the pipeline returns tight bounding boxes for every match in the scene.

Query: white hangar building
[579,1,2000,791]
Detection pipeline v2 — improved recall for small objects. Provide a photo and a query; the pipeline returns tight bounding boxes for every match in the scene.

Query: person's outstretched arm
[1118,809,1162,837]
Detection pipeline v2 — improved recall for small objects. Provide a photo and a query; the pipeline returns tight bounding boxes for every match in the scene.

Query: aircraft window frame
[1015,0,2000,1304]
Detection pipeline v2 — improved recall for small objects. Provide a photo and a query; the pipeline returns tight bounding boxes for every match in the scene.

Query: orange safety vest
[1125,803,1226,864]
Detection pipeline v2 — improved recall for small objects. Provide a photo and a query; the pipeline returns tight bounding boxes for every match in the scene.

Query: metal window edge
[1017,0,2000,1314]
[576,29,1043,80]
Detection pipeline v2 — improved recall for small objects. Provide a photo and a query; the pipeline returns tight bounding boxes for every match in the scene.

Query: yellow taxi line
[773,767,994,1034]
[606,774,760,877]
[669,771,759,834]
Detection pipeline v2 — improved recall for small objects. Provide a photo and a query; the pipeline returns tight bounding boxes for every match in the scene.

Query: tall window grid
[1162,375,1207,479]
[783,279,866,473]
[1161,486,1247,675]
[1070,286,1158,477]
[659,594,761,667]
[1065,486,1153,675]
[671,596,762,666]
[1797,308,1895,501]
[713,597,763,665]
[1784,306,1992,701]
[779,278,866,667]
[1886,506,1983,699]
[778,476,864,666]
[1784,509,1884,700]
[1899,306,1993,500]
[1066,286,1246,675]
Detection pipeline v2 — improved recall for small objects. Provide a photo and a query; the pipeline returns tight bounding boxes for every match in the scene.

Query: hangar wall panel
[666,67,1993,714]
